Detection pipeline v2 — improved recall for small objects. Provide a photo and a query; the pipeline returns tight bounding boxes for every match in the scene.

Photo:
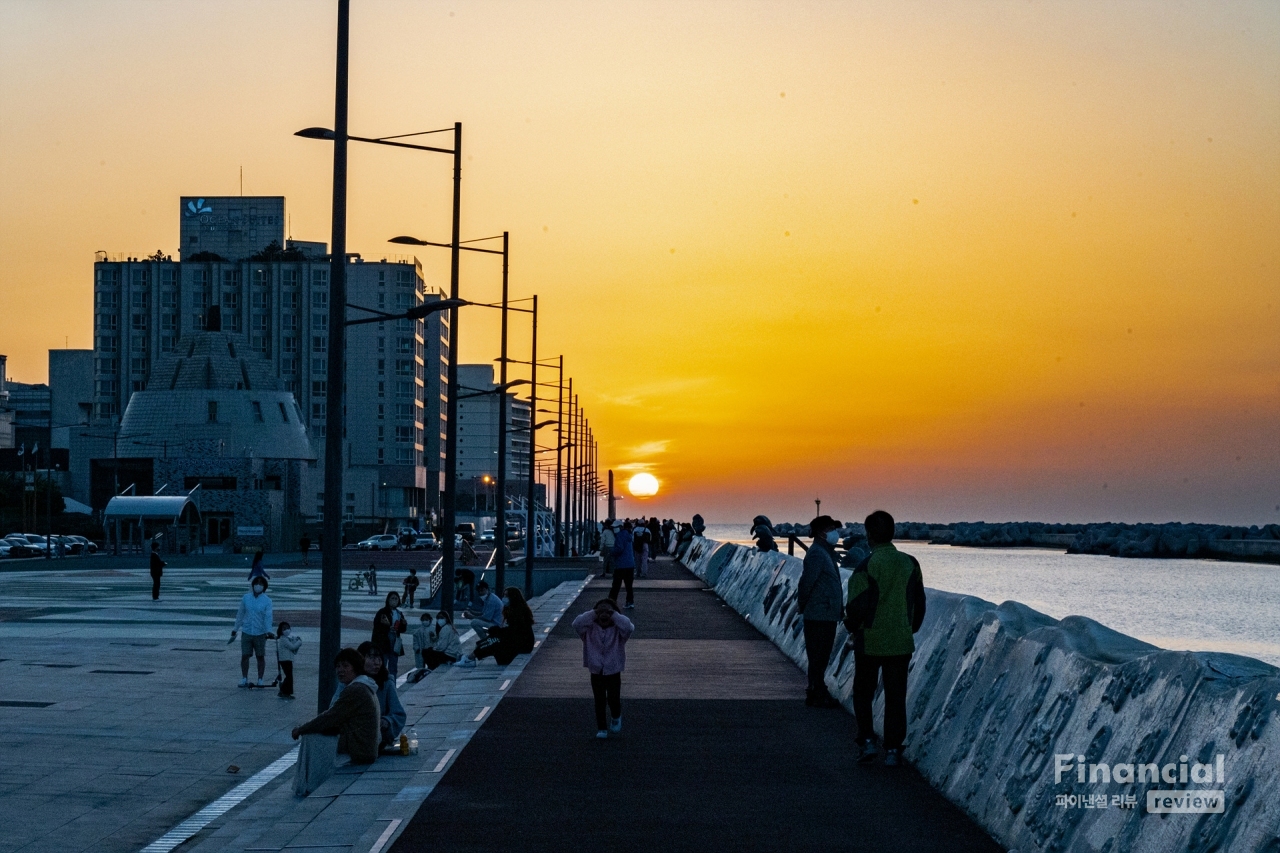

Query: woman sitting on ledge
[291,648,380,764]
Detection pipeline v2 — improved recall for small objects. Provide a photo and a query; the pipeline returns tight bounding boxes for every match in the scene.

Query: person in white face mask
[409,607,460,681]
[796,515,845,708]
[232,577,274,688]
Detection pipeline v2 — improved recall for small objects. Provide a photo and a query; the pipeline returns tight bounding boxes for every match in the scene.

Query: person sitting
[356,641,406,750]
[465,580,504,636]
[291,648,380,764]
[457,587,535,668]
[416,610,462,680]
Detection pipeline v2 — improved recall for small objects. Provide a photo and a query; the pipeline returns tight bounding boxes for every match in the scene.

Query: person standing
[371,591,407,677]
[797,515,844,709]
[232,577,274,688]
[366,563,378,596]
[632,520,650,578]
[609,521,636,609]
[846,510,926,767]
[149,541,165,601]
[599,520,616,578]
[572,598,635,739]
[647,518,662,563]
[299,536,311,567]
[275,621,302,699]
[403,567,420,610]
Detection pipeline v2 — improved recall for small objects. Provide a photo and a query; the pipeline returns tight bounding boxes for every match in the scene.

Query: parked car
[356,534,400,551]
[479,530,495,544]
[411,533,438,550]
[3,535,41,558]
[0,542,10,558]
[66,535,98,554]
[456,523,477,543]
[20,534,50,554]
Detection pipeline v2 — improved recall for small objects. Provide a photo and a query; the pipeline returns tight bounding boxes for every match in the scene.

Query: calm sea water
[699,525,1280,667]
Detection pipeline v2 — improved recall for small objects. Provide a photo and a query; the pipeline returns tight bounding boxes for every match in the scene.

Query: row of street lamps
[300,0,604,711]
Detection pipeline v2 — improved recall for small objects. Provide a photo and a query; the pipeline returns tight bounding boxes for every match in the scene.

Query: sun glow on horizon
[628,473,660,498]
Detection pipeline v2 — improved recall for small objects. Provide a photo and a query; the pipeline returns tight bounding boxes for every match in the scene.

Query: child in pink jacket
[572,598,635,739]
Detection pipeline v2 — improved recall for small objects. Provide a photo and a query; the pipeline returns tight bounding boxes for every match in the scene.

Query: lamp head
[294,127,336,140]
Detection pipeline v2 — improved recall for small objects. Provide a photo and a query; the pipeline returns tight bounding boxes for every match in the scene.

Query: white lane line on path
[432,749,456,772]
[500,679,511,690]
[368,818,402,853]
[140,746,299,853]
[474,706,491,722]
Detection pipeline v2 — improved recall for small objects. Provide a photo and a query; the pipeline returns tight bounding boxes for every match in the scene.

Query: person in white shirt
[231,577,274,688]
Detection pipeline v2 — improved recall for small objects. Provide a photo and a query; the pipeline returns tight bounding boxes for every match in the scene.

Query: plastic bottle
[408,727,419,755]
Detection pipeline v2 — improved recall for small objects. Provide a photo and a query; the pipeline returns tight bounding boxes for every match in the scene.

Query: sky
[1,1,1277,526]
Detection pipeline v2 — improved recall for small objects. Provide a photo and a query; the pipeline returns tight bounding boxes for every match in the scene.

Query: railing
[426,555,444,600]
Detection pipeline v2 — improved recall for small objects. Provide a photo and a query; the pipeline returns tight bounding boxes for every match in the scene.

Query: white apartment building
[90,196,449,528]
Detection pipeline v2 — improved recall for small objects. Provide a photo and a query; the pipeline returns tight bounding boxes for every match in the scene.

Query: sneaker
[856,739,878,764]
[596,730,609,739]
[884,748,902,767]
[608,716,622,734]
[457,657,477,669]
[238,677,249,688]
[625,603,635,610]
[256,678,265,688]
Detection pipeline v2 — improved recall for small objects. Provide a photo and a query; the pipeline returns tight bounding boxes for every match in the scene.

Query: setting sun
[628,473,660,498]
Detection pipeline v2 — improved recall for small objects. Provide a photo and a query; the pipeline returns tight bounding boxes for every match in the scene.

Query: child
[275,621,302,699]
[366,563,378,595]
[403,568,420,609]
[411,612,432,673]
[571,598,634,739]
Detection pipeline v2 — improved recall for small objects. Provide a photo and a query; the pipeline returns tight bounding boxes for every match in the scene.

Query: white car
[357,534,400,551]
[411,534,437,550]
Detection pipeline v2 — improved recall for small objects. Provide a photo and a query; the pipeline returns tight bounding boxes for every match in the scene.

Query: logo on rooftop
[185,198,213,217]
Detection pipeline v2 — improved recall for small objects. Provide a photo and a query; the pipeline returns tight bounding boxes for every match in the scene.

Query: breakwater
[767,521,1280,564]
[682,537,1280,853]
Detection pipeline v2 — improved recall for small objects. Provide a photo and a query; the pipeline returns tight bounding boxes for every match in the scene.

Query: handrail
[426,555,444,599]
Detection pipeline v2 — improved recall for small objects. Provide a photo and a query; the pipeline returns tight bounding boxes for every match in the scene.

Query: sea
[699,524,1280,667]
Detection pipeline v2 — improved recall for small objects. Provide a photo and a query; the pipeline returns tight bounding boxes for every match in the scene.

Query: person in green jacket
[845,510,926,767]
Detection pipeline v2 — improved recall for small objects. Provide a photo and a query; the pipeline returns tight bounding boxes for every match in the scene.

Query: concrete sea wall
[682,538,1280,853]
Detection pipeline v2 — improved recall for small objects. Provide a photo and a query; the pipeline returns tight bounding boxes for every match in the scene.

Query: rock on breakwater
[682,537,1280,853]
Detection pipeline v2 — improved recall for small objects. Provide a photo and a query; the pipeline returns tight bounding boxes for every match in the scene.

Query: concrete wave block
[698,539,1280,853]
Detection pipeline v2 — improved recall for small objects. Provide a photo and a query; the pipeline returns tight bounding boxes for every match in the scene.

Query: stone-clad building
[90,195,449,531]
[115,320,313,552]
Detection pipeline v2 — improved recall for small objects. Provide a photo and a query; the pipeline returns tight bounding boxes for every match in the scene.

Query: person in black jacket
[457,587,536,667]
[149,541,165,601]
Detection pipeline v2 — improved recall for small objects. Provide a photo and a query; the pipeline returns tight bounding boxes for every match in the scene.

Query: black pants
[278,660,294,696]
[802,619,837,694]
[608,569,634,605]
[590,672,622,730]
[853,651,912,750]
[423,648,458,670]
[150,573,161,600]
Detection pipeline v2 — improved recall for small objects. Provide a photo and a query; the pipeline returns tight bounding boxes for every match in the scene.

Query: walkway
[390,556,1002,853]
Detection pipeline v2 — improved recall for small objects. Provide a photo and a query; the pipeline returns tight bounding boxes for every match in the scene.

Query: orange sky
[1,1,1277,524]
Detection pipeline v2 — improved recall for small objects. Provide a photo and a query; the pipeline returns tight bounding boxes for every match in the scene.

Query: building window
[397,269,412,286]
[229,313,242,332]
[251,401,264,422]
[222,291,239,311]
[282,336,297,353]
[377,425,385,441]
[252,314,269,331]
[132,269,149,288]
[161,267,176,286]
[130,334,147,352]
[192,312,206,331]
[395,425,412,443]
[283,291,299,310]
[161,290,177,309]
[396,403,413,419]
[132,313,148,331]
[312,312,328,331]
[397,380,413,397]
[377,404,384,420]
[397,338,413,354]
[312,336,327,353]
[207,401,218,423]
[161,313,177,331]
[282,314,298,331]
[312,402,326,421]
[252,335,268,353]
[95,290,119,309]
[97,314,118,331]
[94,379,117,395]
[377,447,385,464]
[221,269,241,288]
[96,401,118,419]
[377,337,385,353]
[282,358,297,376]
[397,448,414,465]
[131,379,146,392]
[253,269,268,287]
[160,335,177,353]
[96,357,118,375]
[282,270,298,288]
[395,359,413,376]
[377,359,385,375]
[311,269,328,289]
[312,380,327,396]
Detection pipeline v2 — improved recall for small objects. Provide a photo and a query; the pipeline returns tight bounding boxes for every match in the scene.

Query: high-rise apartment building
[456,365,532,509]
[91,196,449,526]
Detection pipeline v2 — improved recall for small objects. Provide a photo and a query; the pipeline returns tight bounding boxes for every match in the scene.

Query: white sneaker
[457,657,476,668]
[596,730,608,739]
[609,717,622,734]
[238,678,249,688]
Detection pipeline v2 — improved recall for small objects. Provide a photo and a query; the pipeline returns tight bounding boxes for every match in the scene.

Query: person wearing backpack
[845,510,927,768]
